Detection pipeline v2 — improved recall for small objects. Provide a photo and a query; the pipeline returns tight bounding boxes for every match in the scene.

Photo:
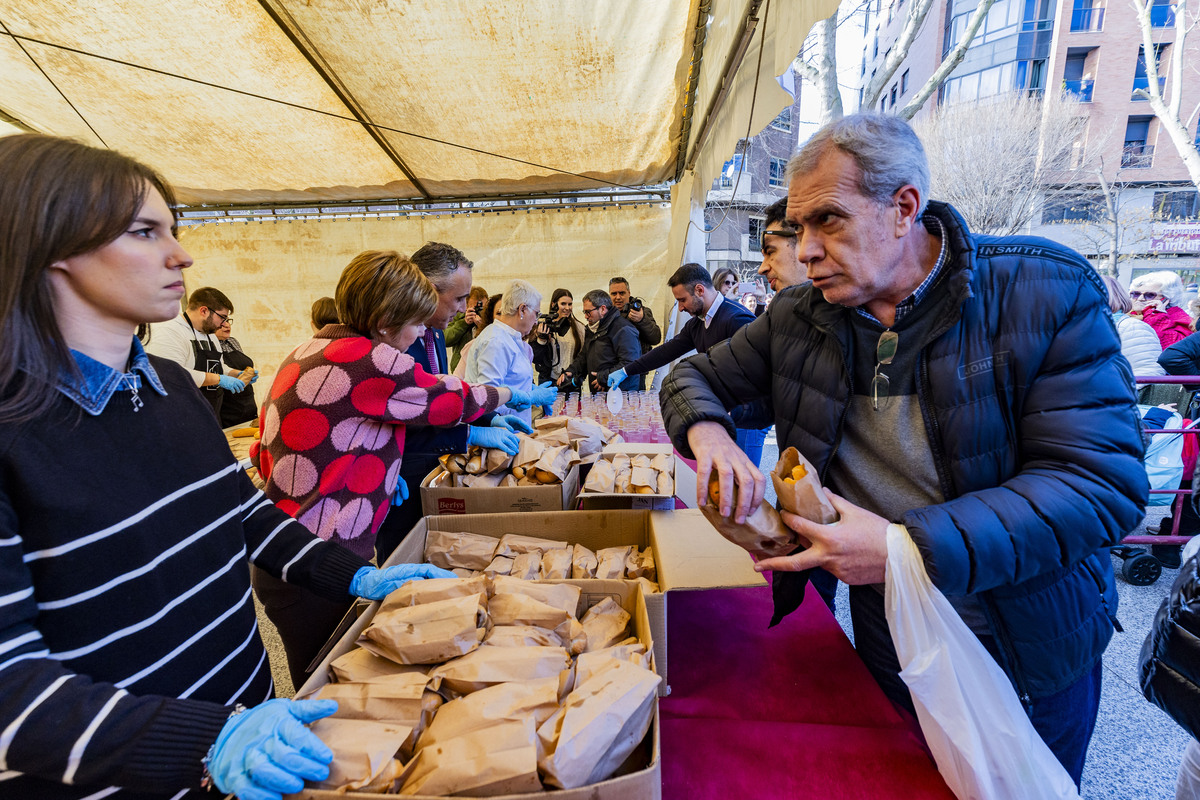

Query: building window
[768,158,787,188]
[1123,116,1154,168]
[770,108,792,132]
[1133,44,1167,100]
[1063,51,1094,102]
[748,215,765,245]
[1154,191,1200,219]
[881,98,886,113]
[1151,0,1175,27]
[1043,192,1104,223]
[890,84,898,107]
[901,69,909,93]
[1070,0,1105,31]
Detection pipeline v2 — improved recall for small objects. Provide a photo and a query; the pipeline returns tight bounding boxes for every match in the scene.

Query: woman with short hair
[1131,270,1194,349]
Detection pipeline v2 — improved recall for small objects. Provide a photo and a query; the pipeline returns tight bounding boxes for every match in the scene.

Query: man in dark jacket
[609,277,660,389]
[607,263,770,464]
[660,113,1147,785]
[559,290,641,393]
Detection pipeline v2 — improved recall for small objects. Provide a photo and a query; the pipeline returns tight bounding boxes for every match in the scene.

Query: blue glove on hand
[391,475,409,507]
[606,368,628,390]
[218,374,248,393]
[350,564,458,601]
[508,382,557,411]
[466,425,520,455]
[491,415,535,435]
[207,698,336,800]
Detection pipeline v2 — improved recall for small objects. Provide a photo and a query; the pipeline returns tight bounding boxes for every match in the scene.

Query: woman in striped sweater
[0,135,454,800]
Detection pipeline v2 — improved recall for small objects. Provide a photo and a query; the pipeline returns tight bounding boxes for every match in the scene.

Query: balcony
[1150,2,1176,26]
[1064,79,1095,102]
[1070,6,1105,31]
[1122,143,1155,168]
[1132,75,1167,100]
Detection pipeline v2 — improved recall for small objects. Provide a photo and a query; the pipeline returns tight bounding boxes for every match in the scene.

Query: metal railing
[1070,6,1105,30]
[1122,143,1155,168]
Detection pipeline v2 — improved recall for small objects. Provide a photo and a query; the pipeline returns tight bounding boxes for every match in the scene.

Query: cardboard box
[579,444,698,511]
[295,580,661,800]
[420,463,580,515]
[385,509,765,695]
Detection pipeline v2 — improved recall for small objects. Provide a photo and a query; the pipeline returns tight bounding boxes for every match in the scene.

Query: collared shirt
[56,337,168,416]
[464,319,535,423]
[703,292,725,330]
[855,214,948,327]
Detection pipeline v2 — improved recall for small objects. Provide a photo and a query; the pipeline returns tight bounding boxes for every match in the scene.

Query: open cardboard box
[579,443,698,511]
[294,580,661,800]
[384,508,766,695]
[419,463,580,515]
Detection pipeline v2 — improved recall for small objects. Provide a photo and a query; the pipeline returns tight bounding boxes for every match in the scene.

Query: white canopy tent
[0,0,836,375]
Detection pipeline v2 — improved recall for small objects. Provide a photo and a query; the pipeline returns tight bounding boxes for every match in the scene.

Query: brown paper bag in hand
[399,718,541,797]
[537,659,662,789]
[428,645,572,697]
[595,546,632,579]
[772,446,839,523]
[582,458,617,493]
[379,575,488,611]
[579,596,632,651]
[305,717,413,793]
[416,674,561,752]
[316,672,428,723]
[424,530,499,571]
[700,472,798,559]
[571,543,598,578]
[496,533,564,557]
[492,575,581,616]
[359,593,488,665]
[509,552,541,580]
[329,648,429,684]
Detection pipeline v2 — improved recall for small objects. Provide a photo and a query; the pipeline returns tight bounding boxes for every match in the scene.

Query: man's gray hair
[787,114,931,215]
[499,279,543,316]
[583,289,613,309]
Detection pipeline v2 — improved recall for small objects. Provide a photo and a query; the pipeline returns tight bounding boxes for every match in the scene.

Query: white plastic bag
[884,524,1081,800]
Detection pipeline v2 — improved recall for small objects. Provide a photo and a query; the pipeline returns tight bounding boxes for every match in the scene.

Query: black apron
[186,315,224,419]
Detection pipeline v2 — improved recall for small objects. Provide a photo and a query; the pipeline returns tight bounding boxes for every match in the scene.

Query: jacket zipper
[819,336,854,485]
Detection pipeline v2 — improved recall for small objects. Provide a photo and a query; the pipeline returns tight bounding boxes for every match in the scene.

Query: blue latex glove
[508,382,558,411]
[349,564,458,601]
[466,425,520,455]
[207,698,337,800]
[607,368,628,390]
[491,414,535,435]
[391,475,409,507]
[218,374,248,393]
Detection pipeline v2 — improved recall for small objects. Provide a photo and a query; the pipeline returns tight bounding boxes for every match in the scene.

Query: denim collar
[57,338,168,416]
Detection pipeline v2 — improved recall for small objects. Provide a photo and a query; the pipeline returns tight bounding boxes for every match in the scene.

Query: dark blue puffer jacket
[661,201,1149,701]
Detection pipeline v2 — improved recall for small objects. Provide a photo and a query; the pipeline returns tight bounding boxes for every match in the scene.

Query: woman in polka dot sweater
[251,250,550,687]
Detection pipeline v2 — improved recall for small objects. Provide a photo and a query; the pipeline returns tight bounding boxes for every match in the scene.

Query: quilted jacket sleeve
[1140,554,1200,740]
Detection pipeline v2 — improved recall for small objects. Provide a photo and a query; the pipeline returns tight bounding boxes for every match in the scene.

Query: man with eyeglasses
[147,286,253,418]
[659,114,1146,786]
[558,290,640,393]
[757,196,805,293]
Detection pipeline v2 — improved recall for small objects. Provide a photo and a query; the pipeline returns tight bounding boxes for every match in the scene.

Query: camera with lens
[628,297,644,312]
[473,300,484,315]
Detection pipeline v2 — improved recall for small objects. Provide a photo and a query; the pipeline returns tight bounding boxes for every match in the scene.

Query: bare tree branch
[897,0,998,119]
[1131,0,1200,191]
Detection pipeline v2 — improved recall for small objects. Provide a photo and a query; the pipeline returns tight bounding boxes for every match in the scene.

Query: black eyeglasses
[760,228,797,251]
[209,308,231,325]
[871,331,899,412]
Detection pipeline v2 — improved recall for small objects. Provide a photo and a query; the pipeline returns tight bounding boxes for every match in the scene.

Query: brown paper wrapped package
[631,548,656,581]
[484,625,567,649]
[488,593,573,640]
[424,530,499,571]
[462,471,504,489]
[533,415,569,431]
[316,672,428,723]
[359,593,488,665]
[429,644,572,697]
[575,644,651,684]
[540,547,572,579]
[513,435,546,469]
[537,659,662,790]
[484,447,514,475]
[657,471,674,496]
[772,446,839,523]
[508,552,541,580]
[328,648,429,684]
[399,717,541,797]
[450,568,479,579]
[537,427,572,448]
[379,575,488,611]
[495,533,564,557]
[483,555,514,577]
[580,597,632,651]
[532,444,571,482]
[595,546,632,579]
[571,543,598,578]
[650,453,673,474]
[581,458,616,493]
[491,575,581,616]
[304,717,413,793]
[416,674,562,752]
[700,473,798,559]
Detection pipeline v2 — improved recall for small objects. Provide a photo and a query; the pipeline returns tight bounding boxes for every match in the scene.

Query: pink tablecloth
[659,584,954,799]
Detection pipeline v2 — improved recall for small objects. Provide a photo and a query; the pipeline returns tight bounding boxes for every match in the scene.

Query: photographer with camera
[445,285,490,371]
[558,290,641,393]
[532,288,586,388]
[609,277,660,389]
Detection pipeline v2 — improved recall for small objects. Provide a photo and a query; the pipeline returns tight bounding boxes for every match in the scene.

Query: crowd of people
[4,111,1200,800]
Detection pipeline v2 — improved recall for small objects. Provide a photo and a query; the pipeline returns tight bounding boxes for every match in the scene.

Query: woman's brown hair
[550,288,583,353]
[335,250,438,337]
[0,134,177,423]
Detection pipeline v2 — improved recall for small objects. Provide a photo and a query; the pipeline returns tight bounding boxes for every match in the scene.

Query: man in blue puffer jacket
[660,114,1148,786]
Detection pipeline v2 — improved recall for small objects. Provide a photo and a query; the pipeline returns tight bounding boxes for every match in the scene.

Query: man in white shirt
[464,280,544,425]
[147,286,252,418]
